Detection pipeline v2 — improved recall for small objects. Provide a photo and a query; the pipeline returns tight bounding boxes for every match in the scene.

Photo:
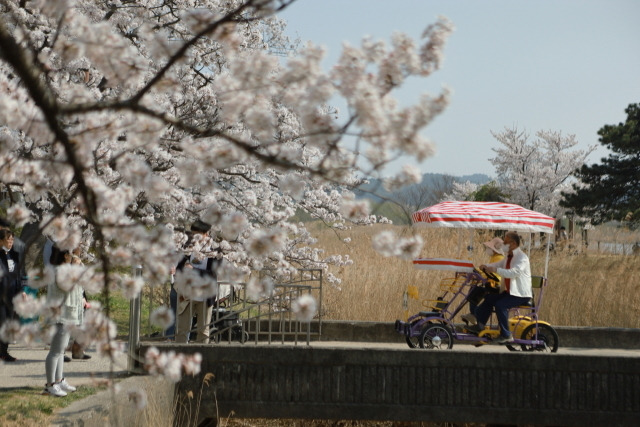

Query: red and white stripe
[411,201,555,234]
[412,258,475,272]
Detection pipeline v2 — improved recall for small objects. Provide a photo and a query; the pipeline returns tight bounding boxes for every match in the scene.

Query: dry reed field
[224,421,473,427]
[314,223,640,329]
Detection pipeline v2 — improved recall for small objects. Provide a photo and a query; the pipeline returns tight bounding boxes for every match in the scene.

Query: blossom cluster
[0,319,53,346]
[0,0,452,387]
[143,346,202,383]
[489,127,596,217]
[292,294,317,321]
[372,230,424,260]
[173,268,219,301]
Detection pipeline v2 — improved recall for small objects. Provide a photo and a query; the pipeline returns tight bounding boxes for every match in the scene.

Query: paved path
[0,343,129,391]
[310,340,640,356]
[3,340,638,391]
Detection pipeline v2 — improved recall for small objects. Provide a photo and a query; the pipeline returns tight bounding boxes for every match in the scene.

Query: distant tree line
[560,103,640,229]
[361,103,639,230]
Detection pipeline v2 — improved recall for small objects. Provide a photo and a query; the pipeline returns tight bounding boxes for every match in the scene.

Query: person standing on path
[43,247,84,397]
[0,228,22,362]
[0,218,26,281]
[69,251,91,360]
[0,228,24,362]
[175,220,220,344]
[43,240,91,361]
[164,262,178,341]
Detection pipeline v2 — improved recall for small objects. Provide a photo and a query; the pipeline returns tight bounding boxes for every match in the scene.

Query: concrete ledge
[553,326,640,349]
[316,320,640,349]
[318,320,405,343]
[153,344,640,427]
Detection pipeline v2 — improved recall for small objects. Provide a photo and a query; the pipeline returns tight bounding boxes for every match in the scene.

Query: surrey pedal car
[394,201,559,352]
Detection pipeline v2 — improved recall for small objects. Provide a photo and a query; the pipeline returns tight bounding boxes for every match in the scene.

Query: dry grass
[315,224,640,328]
[0,385,104,427]
[223,421,475,427]
[542,253,640,327]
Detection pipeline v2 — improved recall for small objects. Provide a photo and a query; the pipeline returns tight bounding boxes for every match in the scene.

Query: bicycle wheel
[406,334,420,349]
[405,320,427,348]
[505,342,521,352]
[419,324,453,350]
[519,323,559,352]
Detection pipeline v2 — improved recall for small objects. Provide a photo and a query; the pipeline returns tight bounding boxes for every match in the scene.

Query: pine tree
[560,103,640,227]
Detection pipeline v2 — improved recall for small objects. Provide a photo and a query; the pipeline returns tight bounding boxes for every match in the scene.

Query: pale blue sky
[278,0,640,178]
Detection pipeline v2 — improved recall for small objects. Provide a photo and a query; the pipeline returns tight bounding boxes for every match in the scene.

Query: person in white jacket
[43,247,84,397]
[468,231,532,344]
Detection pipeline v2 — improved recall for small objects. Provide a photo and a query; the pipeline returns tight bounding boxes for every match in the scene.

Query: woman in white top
[43,248,84,397]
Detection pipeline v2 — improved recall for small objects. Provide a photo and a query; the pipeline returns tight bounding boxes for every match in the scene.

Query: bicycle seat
[419,311,444,318]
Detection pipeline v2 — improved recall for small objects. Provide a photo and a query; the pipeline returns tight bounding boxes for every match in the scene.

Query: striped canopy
[413,258,475,272]
[411,201,555,234]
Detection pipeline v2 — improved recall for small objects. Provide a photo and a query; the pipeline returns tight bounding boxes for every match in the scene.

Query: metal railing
[128,268,323,362]
[204,269,323,345]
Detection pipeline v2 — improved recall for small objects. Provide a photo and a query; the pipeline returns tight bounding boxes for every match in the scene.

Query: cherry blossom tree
[442,180,507,203]
[489,127,596,217]
[392,173,457,223]
[442,180,477,202]
[0,0,453,385]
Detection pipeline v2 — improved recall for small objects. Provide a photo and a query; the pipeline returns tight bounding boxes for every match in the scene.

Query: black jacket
[0,248,21,316]
[176,254,221,307]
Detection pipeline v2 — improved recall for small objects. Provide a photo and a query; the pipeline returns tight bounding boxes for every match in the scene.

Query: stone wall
[146,343,640,426]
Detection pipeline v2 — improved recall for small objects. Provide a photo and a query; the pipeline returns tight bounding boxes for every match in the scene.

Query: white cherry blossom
[6,204,33,227]
[490,127,596,217]
[12,294,45,319]
[150,306,175,330]
[246,276,274,300]
[0,0,452,385]
[292,294,317,321]
[128,389,148,411]
[372,230,424,260]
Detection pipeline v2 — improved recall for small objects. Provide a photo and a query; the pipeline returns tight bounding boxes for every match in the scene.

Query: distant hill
[456,173,493,185]
[354,172,492,202]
